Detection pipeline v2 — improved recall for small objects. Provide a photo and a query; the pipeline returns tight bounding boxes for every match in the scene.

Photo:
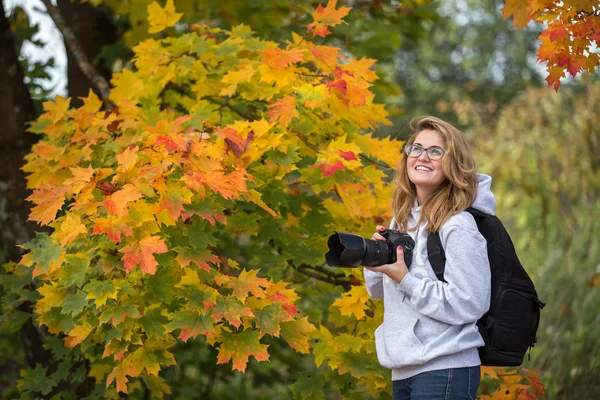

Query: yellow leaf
[53,213,88,246]
[80,89,103,113]
[147,0,183,34]
[36,282,67,314]
[332,286,369,319]
[64,321,94,348]
[42,95,71,123]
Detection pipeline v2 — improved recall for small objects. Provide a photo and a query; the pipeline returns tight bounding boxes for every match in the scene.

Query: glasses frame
[404,144,447,160]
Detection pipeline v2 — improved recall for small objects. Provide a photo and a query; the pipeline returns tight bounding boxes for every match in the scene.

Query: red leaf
[338,150,357,161]
[314,160,345,177]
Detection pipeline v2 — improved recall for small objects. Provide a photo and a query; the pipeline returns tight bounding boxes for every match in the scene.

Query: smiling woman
[364,115,493,400]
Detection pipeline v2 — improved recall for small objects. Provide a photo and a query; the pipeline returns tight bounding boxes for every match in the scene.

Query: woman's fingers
[371,225,386,240]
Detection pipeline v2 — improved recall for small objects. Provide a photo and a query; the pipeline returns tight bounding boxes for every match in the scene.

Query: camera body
[324,229,415,268]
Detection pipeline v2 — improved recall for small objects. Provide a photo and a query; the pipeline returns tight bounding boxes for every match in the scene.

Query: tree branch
[40,0,113,109]
[288,261,357,291]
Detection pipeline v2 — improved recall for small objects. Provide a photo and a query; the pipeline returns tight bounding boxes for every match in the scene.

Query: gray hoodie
[364,173,494,380]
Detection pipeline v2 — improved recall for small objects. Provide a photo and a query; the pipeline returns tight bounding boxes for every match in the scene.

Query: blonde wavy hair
[392,116,477,232]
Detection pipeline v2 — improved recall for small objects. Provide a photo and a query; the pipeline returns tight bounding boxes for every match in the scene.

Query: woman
[364,116,495,400]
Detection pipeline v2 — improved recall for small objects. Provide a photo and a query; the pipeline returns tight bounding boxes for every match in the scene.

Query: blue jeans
[392,366,480,400]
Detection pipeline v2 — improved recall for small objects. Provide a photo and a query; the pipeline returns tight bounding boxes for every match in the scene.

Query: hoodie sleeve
[363,267,385,299]
[395,214,491,325]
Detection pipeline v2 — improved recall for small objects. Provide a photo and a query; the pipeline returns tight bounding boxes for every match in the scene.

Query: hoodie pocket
[374,316,425,368]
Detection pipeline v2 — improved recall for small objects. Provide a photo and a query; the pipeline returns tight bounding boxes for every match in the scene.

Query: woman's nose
[417,150,430,161]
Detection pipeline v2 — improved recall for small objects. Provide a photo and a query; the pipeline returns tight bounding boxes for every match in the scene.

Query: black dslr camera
[324,229,414,268]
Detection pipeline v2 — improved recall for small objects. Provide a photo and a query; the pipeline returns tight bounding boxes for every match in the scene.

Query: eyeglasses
[404,144,446,160]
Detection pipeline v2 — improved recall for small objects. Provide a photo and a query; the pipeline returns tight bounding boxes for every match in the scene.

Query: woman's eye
[430,148,443,156]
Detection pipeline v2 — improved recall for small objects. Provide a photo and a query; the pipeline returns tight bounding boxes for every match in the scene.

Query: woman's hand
[366,226,409,284]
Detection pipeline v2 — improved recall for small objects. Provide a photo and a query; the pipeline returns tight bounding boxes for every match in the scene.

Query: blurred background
[0,0,598,398]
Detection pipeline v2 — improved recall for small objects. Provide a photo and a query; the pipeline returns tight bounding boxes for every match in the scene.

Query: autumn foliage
[5,0,549,398]
[502,0,599,90]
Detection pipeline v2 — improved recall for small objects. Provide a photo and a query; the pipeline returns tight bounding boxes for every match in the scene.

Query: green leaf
[253,303,283,337]
[60,255,90,288]
[18,364,56,395]
[289,371,326,400]
[61,290,89,316]
[139,307,168,338]
[20,232,62,275]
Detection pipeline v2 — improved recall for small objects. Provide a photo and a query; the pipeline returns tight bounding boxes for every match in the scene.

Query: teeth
[416,166,432,171]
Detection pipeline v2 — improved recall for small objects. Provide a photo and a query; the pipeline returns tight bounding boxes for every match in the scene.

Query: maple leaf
[116,145,139,171]
[174,247,219,271]
[157,181,193,220]
[120,235,169,275]
[556,52,586,77]
[106,363,129,394]
[42,95,71,123]
[279,318,316,354]
[211,296,254,328]
[520,367,547,397]
[19,232,63,278]
[102,184,143,216]
[545,65,565,91]
[166,310,215,341]
[36,282,67,314]
[214,269,271,303]
[501,0,532,30]
[27,184,68,226]
[262,47,305,69]
[64,321,94,348]
[314,160,345,177]
[63,166,95,195]
[268,96,298,127]
[216,329,270,372]
[307,0,351,38]
[92,216,133,244]
[84,279,119,308]
[103,339,129,361]
[332,286,369,319]
[147,0,182,34]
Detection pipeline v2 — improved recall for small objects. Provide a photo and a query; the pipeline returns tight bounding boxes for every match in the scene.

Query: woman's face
[406,129,447,193]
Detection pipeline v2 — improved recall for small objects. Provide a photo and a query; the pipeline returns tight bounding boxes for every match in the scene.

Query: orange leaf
[102,184,143,216]
[307,0,351,38]
[262,47,305,69]
[106,363,129,394]
[501,0,532,30]
[27,185,68,226]
[268,96,298,127]
[545,65,565,91]
[92,216,133,244]
[120,236,169,275]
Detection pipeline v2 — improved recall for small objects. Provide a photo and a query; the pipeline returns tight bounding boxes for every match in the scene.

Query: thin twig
[40,0,113,109]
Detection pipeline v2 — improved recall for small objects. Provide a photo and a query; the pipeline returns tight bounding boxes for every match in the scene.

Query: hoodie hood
[471,173,496,215]
[389,173,497,229]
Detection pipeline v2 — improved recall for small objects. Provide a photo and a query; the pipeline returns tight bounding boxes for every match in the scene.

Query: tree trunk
[0,0,38,263]
[56,0,117,107]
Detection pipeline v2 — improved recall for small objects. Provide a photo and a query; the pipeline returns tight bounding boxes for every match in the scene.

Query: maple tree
[0,1,549,398]
[502,0,599,90]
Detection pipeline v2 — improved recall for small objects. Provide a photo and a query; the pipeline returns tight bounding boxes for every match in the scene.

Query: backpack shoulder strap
[427,231,447,282]
[427,208,484,283]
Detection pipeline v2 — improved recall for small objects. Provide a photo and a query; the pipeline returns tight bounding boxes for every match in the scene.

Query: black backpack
[427,207,546,366]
